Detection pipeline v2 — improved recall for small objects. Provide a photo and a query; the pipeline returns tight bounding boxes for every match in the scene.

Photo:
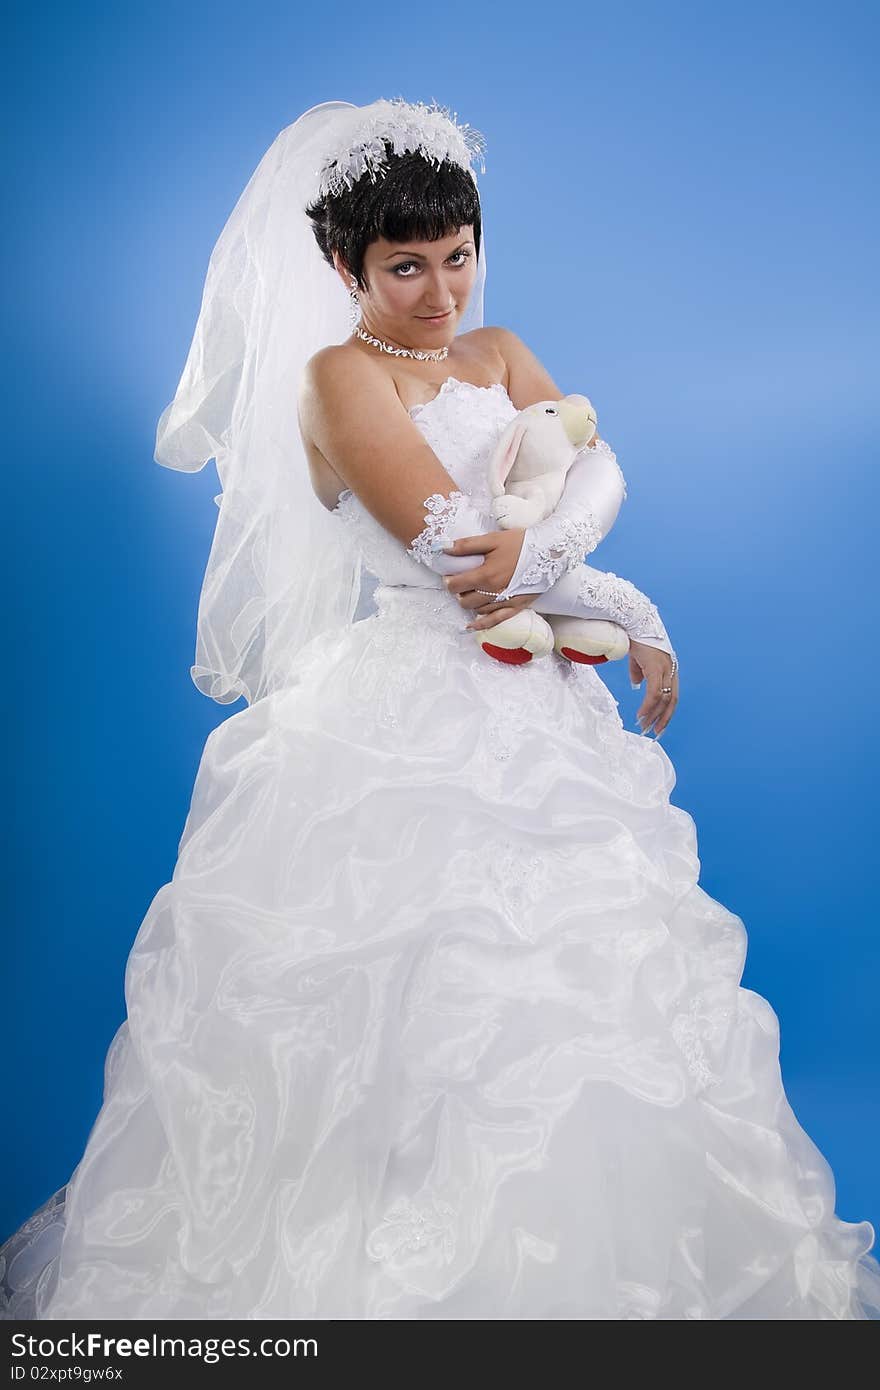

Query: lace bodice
[332,377,518,589]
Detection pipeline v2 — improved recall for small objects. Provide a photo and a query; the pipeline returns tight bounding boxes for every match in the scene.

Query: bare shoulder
[300,341,392,406]
[478,324,544,375]
[454,325,503,350]
[473,324,529,359]
[476,326,564,409]
[298,342,399,433]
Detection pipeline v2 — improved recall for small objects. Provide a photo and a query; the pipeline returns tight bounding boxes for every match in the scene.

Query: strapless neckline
[406,376,511,416]
[333,377,514,512]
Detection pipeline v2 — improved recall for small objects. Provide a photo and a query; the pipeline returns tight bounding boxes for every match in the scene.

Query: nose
[422,268,455,313]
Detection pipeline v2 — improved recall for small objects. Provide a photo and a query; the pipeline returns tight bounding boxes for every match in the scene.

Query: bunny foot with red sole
[472,609,555,665]
[543,615,630,666]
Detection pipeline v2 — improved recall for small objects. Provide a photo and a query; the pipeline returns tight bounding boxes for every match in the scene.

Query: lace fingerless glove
[531,561,676,659]
[576,565,675,657]
[406,490,497,578]
[495,439,627,601]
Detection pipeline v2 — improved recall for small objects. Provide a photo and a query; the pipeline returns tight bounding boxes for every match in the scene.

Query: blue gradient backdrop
[4,0,878,1247]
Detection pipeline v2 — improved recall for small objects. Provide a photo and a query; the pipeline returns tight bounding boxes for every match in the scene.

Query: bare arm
[493,325,564,410]
[299,349,465,547]
[298,347,526,584]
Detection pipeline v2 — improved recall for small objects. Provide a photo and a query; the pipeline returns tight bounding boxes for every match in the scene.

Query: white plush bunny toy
[476,392,634,666]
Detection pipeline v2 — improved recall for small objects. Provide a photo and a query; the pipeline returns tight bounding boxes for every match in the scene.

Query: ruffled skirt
[3,585,878,1319]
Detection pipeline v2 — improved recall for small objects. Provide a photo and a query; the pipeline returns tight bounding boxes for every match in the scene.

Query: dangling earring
[348,275,361,331]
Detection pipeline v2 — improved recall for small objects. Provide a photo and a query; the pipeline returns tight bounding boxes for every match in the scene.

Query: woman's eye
[392,250,472,277]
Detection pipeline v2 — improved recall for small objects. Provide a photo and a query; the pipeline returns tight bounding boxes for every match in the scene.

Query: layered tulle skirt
[3,584,878,1319]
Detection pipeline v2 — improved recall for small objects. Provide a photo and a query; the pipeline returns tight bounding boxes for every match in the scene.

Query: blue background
[5,0,878,1249]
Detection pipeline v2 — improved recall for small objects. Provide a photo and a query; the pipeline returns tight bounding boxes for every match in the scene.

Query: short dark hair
[305,143,481,292]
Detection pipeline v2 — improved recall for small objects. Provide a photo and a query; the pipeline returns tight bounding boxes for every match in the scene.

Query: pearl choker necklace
[354,323,449,362]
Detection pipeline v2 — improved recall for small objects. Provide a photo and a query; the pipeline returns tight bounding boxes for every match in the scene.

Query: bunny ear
[487,415,529,497]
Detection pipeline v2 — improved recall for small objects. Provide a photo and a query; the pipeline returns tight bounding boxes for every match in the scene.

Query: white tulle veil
[154,97,488,706]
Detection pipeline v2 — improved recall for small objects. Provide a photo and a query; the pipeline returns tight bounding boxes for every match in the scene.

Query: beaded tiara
[314,96,487,199]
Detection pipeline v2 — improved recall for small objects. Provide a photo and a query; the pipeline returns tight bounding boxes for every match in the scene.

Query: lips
[418,310,453,321]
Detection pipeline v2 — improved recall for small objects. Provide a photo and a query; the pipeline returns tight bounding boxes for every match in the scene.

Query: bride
[2,97,878,1321]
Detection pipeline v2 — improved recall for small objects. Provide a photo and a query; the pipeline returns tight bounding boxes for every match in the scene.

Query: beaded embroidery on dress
[2,378,879,1321]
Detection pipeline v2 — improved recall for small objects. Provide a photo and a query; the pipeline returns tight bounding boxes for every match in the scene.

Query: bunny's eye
[544,407,558,415]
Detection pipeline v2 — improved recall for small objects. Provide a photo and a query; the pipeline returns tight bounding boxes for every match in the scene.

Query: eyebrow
[382,238,473,262]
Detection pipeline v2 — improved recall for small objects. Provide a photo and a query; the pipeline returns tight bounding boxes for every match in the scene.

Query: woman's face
[334,225,478,350]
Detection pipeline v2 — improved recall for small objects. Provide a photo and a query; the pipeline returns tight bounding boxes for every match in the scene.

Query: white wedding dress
[3,377,879,1321]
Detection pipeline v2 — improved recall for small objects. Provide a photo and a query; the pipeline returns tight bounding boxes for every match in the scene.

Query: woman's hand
[440,529,541,628]
[458,591,541,630]
[629,640,679,737]
[441,527,525,602]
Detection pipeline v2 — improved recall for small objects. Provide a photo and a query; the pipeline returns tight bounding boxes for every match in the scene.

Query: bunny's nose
[558,398,597,447]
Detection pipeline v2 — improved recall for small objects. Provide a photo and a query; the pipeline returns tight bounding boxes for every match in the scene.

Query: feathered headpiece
[314,97,487,198]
